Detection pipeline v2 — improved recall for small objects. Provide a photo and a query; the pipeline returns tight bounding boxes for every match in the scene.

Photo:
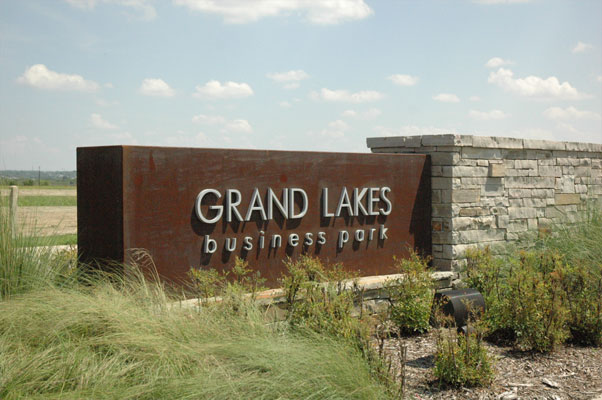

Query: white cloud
[162,132,212,148]
[433,93,460,103]
[192,113,253,133]
[96,98,119,107]
[543,106,601,121]
[107,131,137,144]
[318,120,349,138]
[488,68,586,100]
[372,125,457,137]
[473,0,531,4]
[64,0,156,20]
[311,88,383,103]
[17,64,99,92]
[469,109,510,120]
[388,74,419,86]
[267,70,309,90]
[191,114,226,125]
[90,113,119,129]
[598,76,602,83]
[341,108,381,120]
[572,41,593,54]
[469,96,481,102]
[224,119,253,133]
[485,57,514,68]
[173,0,373,24]
[139,78,175,97]
[193,80,253,99]
[279,101,291,108]
[0,136,65,170]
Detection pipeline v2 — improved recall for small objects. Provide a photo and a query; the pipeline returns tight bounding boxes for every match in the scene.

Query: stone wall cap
[367,134,602,153]
[177,271,456,309]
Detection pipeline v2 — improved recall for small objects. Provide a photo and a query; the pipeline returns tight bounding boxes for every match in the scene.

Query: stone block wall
[367,135,602,276]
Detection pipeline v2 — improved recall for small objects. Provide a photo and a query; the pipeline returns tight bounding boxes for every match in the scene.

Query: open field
[0,187,76,196]
[15,206,77,236]
[1,187,77,240]
[1,195,77,207]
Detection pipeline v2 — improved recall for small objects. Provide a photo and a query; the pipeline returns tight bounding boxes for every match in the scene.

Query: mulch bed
[380,330,602,399]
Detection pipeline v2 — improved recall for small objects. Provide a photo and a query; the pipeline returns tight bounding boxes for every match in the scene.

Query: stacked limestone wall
[367,135,602,276]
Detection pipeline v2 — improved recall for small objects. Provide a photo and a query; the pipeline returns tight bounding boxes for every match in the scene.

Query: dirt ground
[16,206,77,235]
[382,330,602,400]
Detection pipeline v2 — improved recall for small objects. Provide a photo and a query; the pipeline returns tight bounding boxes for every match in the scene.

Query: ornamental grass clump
[0,261,391,399]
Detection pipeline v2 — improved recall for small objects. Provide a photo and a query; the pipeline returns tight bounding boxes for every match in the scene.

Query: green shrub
[187,257,266,313]
[504,251,569,351]
[434,321,494,387]
[386,251,434,335]
[281,255,365,342]
[187,266,225,303]
[535,208,602,346]
[465,247,571,352]
[465,207,602,350]
[559,262,602,345]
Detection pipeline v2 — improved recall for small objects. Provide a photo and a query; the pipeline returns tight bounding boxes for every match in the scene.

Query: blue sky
[1,0,601,170]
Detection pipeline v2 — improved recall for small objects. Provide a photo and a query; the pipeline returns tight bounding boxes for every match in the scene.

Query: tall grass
[534,206,602,268]
[0,209,391,399]
[0,206,74,300]
[0,272,389,399]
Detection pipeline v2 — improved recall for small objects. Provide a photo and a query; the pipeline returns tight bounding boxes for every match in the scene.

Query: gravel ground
[380,330,602,400]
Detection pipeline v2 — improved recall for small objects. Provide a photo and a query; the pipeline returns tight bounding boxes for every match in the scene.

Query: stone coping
[176,271,454,309]
[366,134,602,152]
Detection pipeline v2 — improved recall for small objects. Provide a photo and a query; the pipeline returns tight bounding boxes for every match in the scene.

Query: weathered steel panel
[77,146,123,272]
[78,146,431,287]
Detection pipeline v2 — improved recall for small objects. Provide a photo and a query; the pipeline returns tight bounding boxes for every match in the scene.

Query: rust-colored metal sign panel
[77,146,430,287]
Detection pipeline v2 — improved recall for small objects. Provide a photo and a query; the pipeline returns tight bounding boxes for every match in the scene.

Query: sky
[0,0,601,171]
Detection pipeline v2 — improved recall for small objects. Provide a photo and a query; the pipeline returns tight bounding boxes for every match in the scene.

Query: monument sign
[77,146,431,286]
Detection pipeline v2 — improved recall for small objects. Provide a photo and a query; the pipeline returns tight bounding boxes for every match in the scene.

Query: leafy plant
[465,247,572,352]
[281,255,364,342]
[187,257,266,311]
[536,207,602,346]
[386,250,434,335]
[434,319,494,387]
